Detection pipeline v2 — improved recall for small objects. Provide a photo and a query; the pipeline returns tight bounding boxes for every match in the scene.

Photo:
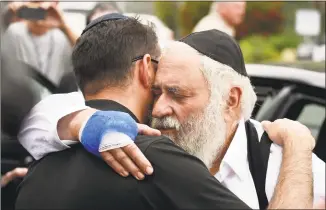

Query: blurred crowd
[0,1,251,131]
[1,1,248,89]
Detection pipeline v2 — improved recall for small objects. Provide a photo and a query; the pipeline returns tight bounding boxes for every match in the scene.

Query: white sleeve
[312,154,325,203]
[267,144,326,205]
[18,91,87,160]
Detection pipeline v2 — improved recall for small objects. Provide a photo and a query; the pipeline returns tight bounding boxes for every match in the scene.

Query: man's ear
[224,86,242,121]
[138,54,152,89]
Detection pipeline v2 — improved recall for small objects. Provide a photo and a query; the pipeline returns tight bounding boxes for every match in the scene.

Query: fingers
[137,124,161,136]
[100,143,154,180]
[123,143,153,175]
[261,120,272,131]
[8,2,25,12]
[1,168,28,187]
[110,147,145,180]
[100,151,129,177]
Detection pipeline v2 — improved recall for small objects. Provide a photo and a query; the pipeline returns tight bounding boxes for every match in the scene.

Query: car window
[296,103,325,138]
[253,95,274,119]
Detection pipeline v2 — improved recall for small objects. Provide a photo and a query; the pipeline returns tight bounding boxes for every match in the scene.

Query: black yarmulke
[179,29,248,77]
[82,13,128,35]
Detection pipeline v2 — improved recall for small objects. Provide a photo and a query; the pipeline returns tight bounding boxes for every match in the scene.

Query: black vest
[245,120,272,210]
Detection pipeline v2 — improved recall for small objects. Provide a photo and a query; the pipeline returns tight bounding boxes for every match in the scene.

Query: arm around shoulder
[18,92,86,160]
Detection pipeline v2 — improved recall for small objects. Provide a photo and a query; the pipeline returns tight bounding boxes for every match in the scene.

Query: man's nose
[152,95,173,118]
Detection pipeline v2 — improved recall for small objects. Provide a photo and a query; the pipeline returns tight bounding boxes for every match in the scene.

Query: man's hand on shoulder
[262,118,315,151]
[263,118,316,209]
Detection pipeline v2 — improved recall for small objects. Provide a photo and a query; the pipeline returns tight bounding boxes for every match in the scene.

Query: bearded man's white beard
[151,100,227,169]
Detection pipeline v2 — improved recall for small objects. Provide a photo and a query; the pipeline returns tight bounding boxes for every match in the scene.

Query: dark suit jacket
[15,100,250,210]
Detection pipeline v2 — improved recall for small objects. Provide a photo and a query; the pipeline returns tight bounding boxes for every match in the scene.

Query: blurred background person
[125,13,174,48]
[1,1,77,85]
[86,2,122,25]
[192,2,246,37]
[1,1,25,30]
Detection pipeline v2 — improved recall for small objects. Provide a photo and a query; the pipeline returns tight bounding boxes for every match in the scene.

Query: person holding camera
[1,1,78,85]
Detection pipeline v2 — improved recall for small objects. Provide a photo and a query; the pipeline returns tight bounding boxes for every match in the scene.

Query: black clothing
[56,72,78,93]
[245,120,272,209]
[15,100,250,210]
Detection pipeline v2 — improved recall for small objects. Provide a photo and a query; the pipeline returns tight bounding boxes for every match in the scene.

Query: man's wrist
[283,135,315,152]
[57,108,97,141]
[69,109,97,140]
[60,23,69,33]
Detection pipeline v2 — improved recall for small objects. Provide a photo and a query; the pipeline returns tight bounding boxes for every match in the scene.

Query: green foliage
[153,1,311,63]
[240,32,303,63]
[236,2,306,63]
[178,1,211,37]
[240,35,280,63]
[236,2,285,40]
[268,32,302,52]
[154,2,179,33]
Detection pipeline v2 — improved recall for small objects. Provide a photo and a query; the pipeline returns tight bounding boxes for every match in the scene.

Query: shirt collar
[218,118,248,182]
[85,100,140,123]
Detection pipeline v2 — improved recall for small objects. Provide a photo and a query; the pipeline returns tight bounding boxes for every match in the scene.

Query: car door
[282,84,325,162]
[250,76,287,118]
[255,81,326,162]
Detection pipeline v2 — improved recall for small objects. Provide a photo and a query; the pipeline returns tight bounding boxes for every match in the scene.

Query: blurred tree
[178,1,211,37]
[268,31,302,52]
[239,35,280,63]
[240,32,302,63]
[236,2,285,40]
[154,2,180,37]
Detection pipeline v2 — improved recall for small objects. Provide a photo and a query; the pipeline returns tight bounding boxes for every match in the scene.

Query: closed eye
[151,87,162,96]
[166,87,187,99]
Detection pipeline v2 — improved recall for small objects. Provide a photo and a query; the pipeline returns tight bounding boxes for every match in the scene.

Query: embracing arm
[18,95,158,178]
[263,119,315,209]
[268,137,314,209]
[18,92,87,160]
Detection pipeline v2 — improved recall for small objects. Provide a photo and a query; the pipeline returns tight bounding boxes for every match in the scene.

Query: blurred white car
[312,44,325,62]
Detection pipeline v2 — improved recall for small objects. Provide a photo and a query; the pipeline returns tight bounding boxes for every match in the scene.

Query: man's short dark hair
[86,2,122,25]
[72,17,160,95]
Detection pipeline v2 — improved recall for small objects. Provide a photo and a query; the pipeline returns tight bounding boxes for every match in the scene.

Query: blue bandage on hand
[80,111,138,157]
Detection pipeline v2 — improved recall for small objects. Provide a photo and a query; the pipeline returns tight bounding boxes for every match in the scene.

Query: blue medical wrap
[80,111,138,157]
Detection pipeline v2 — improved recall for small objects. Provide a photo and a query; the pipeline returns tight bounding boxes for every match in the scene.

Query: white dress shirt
[215,118,325,209]
[18,92,325,208]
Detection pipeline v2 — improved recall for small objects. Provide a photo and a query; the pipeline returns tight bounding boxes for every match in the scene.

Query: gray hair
[199,55,257,121]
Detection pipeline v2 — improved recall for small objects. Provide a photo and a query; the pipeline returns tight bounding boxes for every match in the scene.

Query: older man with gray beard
[19,29,324,209]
